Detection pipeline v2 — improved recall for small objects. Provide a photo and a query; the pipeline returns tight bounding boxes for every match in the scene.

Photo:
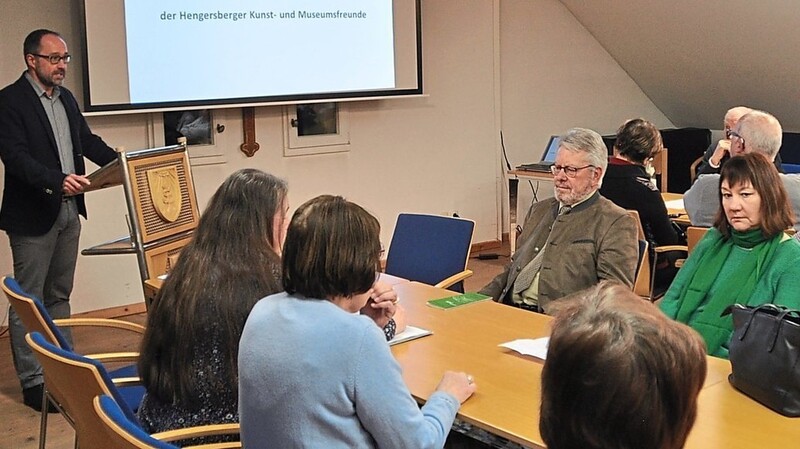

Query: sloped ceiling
[559,0,800,131]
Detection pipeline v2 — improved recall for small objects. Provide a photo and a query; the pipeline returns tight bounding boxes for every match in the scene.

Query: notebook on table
[516,135,561,172]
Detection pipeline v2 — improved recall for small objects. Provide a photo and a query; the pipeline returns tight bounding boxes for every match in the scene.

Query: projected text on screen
[123,0,396,104]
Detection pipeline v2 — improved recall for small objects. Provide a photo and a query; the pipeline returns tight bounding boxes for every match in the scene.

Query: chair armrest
[52,317,145,334]
[153,423,240,444]
[689,156,704,183]
[434,270,473,290]
[654,245,688,254]
[85,351,139,364]
[185,444,241,449]
[110,376,142,387]
[654,246,688,269]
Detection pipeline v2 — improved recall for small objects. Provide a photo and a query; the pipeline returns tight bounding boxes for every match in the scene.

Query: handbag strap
[767,309,792,352]
[737,303,785,342]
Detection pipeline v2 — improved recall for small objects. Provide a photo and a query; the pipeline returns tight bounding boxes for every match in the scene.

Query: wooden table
[505,169,554,253]
[392,281,800,449]
[685,381,800,448]
[143,272,410,306]
[392,281,550,447]
[662,191,691,226]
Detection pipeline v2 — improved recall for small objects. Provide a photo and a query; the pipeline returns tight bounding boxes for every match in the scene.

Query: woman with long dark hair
[137,168,288,437]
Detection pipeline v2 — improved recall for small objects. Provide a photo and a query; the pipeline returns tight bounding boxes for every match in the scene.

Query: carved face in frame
[147,167,182,222]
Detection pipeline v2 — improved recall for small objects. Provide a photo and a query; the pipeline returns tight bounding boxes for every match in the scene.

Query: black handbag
[726,303,800,417]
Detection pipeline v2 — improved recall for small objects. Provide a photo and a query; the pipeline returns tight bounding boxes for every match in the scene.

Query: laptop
[516,135,561,172]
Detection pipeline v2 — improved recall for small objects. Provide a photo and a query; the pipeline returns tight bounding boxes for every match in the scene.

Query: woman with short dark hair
[600,118,682,290]
[541,282,707,449]
[601,118,681,247]
[239,195,476,448]
[660,152,800,357]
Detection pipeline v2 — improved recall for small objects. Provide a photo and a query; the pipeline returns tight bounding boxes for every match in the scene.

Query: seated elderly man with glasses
[694,106,783,178]
[685,110,800,230]
[480,128,638,314]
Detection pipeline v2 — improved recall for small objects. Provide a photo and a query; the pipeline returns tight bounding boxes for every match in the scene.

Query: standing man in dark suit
[0,29,117,411]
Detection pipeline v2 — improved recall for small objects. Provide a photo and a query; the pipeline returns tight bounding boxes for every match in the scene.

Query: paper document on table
[664,198,685,210]
[389,325,433,346]
[157,274,168,280]
[499,337,550,360]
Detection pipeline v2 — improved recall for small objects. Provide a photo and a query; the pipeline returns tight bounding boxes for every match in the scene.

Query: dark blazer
[0,73,116,236]
[480,192,638,312]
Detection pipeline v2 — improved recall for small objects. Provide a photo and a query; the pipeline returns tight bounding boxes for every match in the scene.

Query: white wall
[560,0,800,131]
[499,0,674,212]
[0,0,671,315]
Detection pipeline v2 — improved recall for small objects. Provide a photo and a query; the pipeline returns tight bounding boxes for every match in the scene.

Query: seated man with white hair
[480,128,638,313]
[695,106,783,177]
[685,110,800,230]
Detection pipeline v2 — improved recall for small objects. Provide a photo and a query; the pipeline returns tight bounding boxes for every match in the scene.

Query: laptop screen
[542,136,561,162]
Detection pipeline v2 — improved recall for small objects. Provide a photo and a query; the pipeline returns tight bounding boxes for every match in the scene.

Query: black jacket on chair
[600,157,681,247]
[0,74,116,236]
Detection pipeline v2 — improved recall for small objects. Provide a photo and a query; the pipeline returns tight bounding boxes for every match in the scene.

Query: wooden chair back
[652,147,669,192]
[2,276,69,349]
[686,226,709,254]
[689,156,704,183]
[25,332,139,449]
[92,395,241,449]
[93,395,177,448]
[626,210,652,298]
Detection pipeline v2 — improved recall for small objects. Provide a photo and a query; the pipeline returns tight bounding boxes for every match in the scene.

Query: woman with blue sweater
[239,195,476,448]
[660,153,800,358]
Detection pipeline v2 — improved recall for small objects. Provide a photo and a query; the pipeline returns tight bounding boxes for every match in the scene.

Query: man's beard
[554,184,594,206]
[36,67,65,88]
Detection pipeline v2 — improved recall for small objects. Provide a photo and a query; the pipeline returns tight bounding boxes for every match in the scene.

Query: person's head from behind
[158,166,288,323]
[613,118,663,165]
[540,282,707,449]
[193,168,289,256]
[140,169,288,404]
[282,195,380,310]
[729,110,782,159]
[714,152,793,238]
[552,128,607,205]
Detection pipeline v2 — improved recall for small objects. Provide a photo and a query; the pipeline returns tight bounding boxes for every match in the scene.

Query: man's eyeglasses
[550,164,594,178]
[31,53,71,64]
[729,130,745,148]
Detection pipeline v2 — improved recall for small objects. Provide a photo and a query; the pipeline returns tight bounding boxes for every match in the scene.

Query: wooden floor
[0,246,508,449]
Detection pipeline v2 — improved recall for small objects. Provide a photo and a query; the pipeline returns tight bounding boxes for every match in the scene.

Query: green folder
[427,292,491,310]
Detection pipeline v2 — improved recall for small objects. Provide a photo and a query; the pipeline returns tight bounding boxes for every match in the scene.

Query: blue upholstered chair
[25,332,144,449]
[2,276,144,449]
[92,395,241,449]
[384,213,475,292]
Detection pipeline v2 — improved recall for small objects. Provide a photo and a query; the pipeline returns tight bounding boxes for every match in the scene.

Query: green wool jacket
[660,229,800,358]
